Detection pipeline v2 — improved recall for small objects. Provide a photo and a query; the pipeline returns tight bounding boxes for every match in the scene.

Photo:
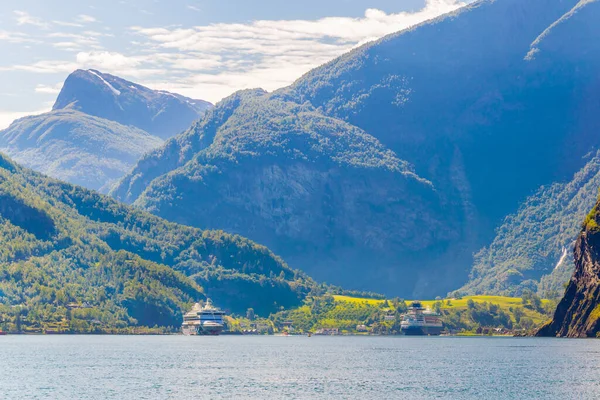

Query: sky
[0,0,471,129]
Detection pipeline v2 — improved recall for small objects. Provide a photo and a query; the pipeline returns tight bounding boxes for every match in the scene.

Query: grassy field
[333,294,550,308]
[333,294,553,325]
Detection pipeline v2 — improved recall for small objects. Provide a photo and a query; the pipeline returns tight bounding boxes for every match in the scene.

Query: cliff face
[538,204,600,337]
[115,91,465,298]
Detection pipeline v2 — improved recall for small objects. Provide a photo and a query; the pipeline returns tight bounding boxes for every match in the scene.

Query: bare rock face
[538,203,600,337]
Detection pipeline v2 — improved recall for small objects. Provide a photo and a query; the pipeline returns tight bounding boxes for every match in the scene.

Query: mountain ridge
[54,69,212,139]
[0,70,213,192]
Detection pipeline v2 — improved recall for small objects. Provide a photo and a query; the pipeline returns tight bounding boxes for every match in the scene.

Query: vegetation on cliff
[538,195,600,337]
[459,153,600,298]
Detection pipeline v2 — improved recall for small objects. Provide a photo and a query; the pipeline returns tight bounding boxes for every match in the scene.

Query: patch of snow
[88,70,121,96]
[554,247,569,271]
[158,90,180,100]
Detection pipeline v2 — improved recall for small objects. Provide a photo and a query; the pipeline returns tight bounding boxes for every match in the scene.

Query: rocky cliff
[537,201,600,337]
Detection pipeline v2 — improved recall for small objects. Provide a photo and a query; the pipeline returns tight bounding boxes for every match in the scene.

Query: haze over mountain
[460,151,600,298]
[0,70,213,192]
[0,152,317,332]
[113,0,600,298]
[54,70,212,140]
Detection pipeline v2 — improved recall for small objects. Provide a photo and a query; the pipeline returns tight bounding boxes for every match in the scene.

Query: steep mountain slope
[54,69,212,139]
[0,70,213,192]
[0,152,317,332]
[112,90,463,297]
[459,151,600,298]
[537,198,600,337]
[112,0,600,297]
[287,0,600,225]
[0,110,163,192]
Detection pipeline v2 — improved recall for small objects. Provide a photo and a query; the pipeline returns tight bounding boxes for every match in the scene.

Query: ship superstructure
[400,301,443,336]
[182,299,225,336]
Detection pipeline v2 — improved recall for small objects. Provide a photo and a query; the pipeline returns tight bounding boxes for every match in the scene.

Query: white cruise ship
[182,299,226,336]
[400,301,444,336]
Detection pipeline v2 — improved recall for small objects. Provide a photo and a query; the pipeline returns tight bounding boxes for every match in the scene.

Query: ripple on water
[1,336,600,399]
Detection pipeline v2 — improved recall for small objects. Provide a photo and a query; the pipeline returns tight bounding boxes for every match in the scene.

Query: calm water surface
[1,335,599,399]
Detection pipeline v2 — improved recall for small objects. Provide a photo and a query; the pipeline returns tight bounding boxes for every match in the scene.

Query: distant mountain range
[0,152,317,332]
[0,70,212,192]
[112,0,600,298]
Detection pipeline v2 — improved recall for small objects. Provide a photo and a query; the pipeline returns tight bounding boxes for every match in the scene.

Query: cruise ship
[400,301,443,336]
[181,299,226,336]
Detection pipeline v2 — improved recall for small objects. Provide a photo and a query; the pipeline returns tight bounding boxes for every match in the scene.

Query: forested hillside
[460,151,600,297]
[112,90,463,297]
[0,110,163,192]
[0,153,318,333]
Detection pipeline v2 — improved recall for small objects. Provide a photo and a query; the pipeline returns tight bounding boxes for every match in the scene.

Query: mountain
[0,110,162,192]
[0,152,317,333]
[54,69,212,139]
[459,151,600,298]
[0,70,213,192]
[111,90,462,297]
[537,198,600,337]
[112,0,600,297]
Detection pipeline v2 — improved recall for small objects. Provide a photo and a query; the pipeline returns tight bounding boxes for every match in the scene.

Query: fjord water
[2,336,599,399]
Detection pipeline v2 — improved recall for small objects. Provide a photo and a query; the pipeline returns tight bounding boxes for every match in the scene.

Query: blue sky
[0,0,470,128]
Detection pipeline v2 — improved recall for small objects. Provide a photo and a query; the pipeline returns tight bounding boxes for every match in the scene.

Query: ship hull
[401,326,443,336]
[182,324,224,336]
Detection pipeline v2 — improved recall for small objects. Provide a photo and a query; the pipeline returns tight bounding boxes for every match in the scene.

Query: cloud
[7,1,469,104]
[14,10,50,29]
[1,60,79,74]
[129,0,467,102]
[187,5,201,12]
[77,14,97,23]
[48,32,105,51]
[35,83,64,94]
[1,51,163,78]
[53,21,84,28]
[0,30,39,44]
[0,108,51,130]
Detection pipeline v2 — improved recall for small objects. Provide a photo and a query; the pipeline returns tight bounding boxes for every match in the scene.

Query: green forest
[0,153,321,333]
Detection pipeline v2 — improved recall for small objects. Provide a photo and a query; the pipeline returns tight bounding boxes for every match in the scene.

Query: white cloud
[0,30,39,44]
[130,0,467,102]
[53,20,84,28]
[6,1,468,105]
[77,14,97,23]
[0,108,51,130]
[14,10,50,29]
[1,60,79,74]
[187,5,201,12]
[35,83,64,94]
